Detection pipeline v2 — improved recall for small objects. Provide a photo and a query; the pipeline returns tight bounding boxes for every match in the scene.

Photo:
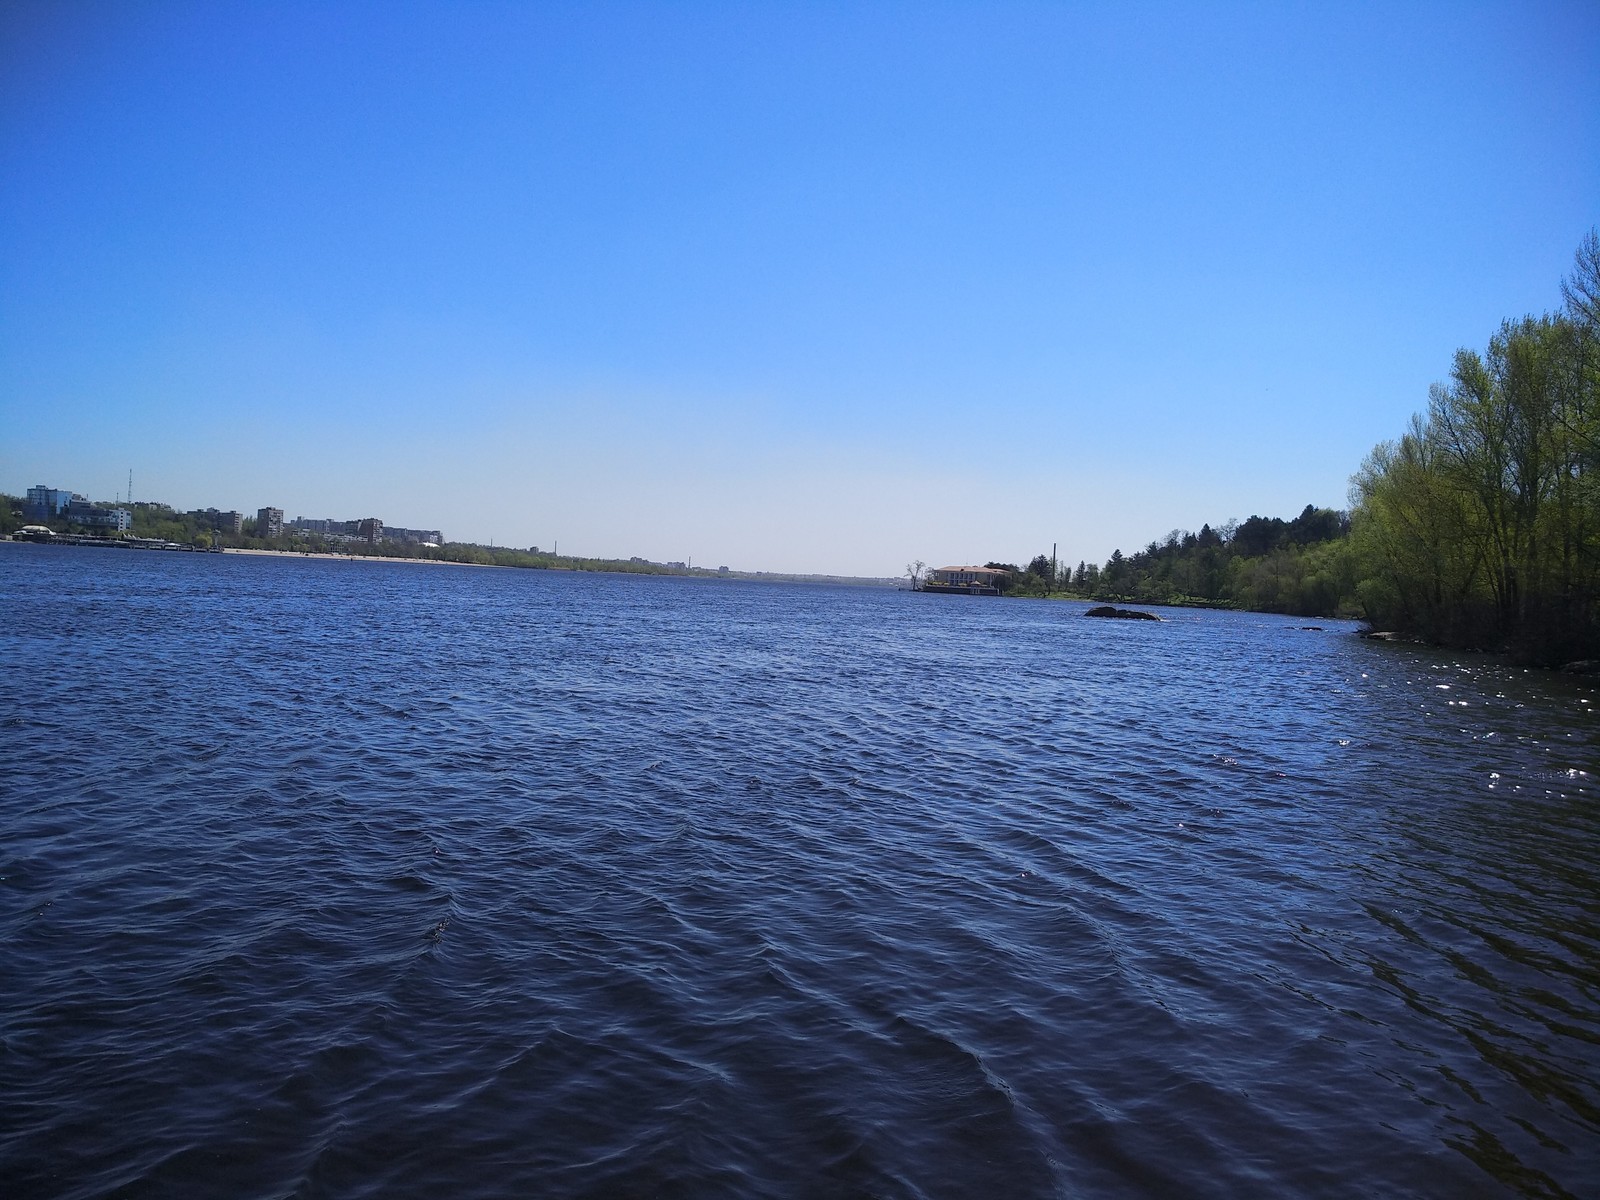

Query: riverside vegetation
[992,232,1600,666]
[992,502,1353,616]
[1348,232,1600,665]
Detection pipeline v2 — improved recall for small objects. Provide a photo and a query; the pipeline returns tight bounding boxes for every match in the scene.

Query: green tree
[1347,231,1600,660]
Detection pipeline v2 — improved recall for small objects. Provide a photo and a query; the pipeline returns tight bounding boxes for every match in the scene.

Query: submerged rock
[1084,605,1160,621]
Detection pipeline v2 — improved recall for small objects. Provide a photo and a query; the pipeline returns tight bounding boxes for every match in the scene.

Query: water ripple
[1,545,1596,1198]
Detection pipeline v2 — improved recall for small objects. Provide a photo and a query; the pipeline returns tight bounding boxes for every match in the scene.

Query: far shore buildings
[289,516,442,546]
[188,507,244,534]
[26,484,130,531]
[25,485,75,517]
[18,482,443,548]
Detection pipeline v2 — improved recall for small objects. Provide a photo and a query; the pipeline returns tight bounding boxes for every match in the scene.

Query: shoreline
[221,547,505,568]
[5,538,896,586]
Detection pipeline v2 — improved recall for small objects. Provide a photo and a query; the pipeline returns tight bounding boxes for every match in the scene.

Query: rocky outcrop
[1084,605,1160,621]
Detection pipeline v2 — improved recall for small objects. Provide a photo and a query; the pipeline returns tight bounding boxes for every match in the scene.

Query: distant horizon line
[7,480,913,582]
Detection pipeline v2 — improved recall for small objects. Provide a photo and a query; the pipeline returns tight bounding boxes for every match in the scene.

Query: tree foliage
[1051,504,1354,616]
[0,495,24,538]
[1349,231,1600,663]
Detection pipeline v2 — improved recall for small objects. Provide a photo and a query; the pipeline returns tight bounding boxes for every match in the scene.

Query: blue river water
[2,544,1597,1199]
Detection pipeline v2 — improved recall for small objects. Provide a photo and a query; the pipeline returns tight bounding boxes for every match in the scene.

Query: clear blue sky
[3,1,1596,575]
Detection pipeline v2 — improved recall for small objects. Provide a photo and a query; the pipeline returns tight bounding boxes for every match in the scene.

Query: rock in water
[1084,606,1160,621]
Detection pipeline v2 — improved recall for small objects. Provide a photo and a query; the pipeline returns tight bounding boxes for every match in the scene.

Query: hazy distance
[2,2,1596,576]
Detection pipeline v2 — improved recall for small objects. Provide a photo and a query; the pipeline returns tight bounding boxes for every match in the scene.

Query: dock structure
[10,529,204,552]
[918,565,1009,595]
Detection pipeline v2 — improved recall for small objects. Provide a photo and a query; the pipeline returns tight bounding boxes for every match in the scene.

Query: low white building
[928,565,1009,587]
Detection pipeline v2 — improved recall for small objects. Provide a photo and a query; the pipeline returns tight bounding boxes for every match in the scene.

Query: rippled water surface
[3,545,1597,1199]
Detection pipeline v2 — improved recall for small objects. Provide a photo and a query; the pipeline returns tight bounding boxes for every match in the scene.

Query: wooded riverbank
[1003,232,1600,666]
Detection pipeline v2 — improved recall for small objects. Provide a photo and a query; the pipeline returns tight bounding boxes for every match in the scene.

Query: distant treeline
[334,539,714,575]
[334,541,888,584]
[1083,505,1354,615]
[994,502,1358,616]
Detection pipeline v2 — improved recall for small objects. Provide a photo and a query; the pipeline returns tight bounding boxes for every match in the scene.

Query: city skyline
[16,478,448,548]
[3,2,1597,576]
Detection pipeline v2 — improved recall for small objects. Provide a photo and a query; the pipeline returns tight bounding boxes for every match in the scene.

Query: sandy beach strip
[222,547,504,568]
